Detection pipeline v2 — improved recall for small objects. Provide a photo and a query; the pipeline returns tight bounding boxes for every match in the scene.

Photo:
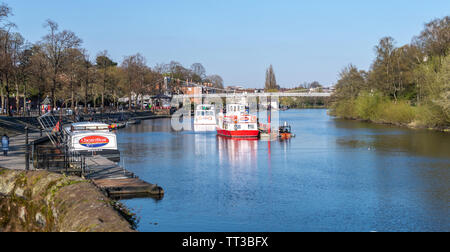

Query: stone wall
[0,169,135,232]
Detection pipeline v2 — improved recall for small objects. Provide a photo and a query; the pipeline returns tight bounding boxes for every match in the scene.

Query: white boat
[63,122,119,159]
[194,104,216,132]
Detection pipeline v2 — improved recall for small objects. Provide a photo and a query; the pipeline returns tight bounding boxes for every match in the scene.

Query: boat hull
[194,124,217,132]
[280,133,292,139]
[216,128,259,139]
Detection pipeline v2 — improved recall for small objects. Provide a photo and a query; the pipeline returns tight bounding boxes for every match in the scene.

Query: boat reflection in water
[193,132,217,157]
[216,135,258,169]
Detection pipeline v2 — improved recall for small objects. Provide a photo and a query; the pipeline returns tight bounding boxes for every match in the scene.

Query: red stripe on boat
[216,128,259,139]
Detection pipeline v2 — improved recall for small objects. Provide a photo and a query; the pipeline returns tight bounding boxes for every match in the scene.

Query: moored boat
[279,121,295,139]
[216,104,259,139]
[194,104,216,132]
[63,122,120,161]
[126,119,142,126]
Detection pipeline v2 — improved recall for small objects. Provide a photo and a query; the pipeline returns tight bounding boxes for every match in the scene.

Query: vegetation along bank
[330,16,449,131]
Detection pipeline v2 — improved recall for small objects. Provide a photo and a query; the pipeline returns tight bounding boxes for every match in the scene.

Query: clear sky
[4,0,450,88]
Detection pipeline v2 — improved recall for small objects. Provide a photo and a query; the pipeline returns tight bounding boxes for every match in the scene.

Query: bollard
[25,126,29,171]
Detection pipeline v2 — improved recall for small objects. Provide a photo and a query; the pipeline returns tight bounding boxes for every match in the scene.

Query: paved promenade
[0,132,43,170]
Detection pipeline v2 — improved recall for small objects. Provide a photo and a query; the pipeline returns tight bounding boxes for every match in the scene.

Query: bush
[354,91,385,121]
[376,100,416,125]
[330,98,357,119]
[415,102,449,128]
[331,92,417,126]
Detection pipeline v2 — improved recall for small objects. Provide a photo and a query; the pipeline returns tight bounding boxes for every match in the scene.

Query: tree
[190,63,206,82]
[110,66,126,110]
[121,53,147,110]
[309,81,322,89]
[95,50,117,110]
[167,61,190,81]
[265,65,279,90]
[205,74,224,89]
[17,44,33,115]
[29,43,49,114]
[41,19,82,109]
[299,81,322,89]
[334,64,367,101]
[435,55,450,121]
[0,3,17,115]
[415,17,450,61]
[369,37,398,99]
[80,49,93,112]
[331,15,450,128]
[63,48,83,109]
[6,32,25,115]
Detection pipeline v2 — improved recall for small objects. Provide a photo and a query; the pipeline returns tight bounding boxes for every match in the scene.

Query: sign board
[79,135,110,148]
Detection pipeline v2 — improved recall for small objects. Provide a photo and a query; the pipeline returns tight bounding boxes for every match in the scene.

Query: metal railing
[33,145,87,177]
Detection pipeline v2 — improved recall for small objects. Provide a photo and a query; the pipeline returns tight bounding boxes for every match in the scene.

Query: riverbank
[0,169,135,232]
[280,96,330,109]
[329,93,450,132]
[330,114,450,132]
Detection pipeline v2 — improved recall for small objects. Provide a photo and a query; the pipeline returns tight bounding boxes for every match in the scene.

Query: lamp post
[25,126,29,171]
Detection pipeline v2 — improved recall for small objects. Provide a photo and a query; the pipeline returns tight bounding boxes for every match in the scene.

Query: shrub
[376,100,416,125]
[415,102,449,128]
[331,98,357,119]
[331,91,417,126]
[354,91,385,121]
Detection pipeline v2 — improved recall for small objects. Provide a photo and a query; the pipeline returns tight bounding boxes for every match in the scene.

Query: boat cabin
[64,122,118,153]
[194,104,217,132]
[217,104,258,136]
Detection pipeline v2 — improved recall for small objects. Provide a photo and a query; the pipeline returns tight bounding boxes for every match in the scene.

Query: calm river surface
[117,109,449,232]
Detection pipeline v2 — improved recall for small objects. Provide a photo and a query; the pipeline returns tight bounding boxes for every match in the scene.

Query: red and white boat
[216,104,259,139]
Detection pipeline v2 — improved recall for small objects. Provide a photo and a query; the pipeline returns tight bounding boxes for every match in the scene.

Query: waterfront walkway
[0,114,164,199]
[0,132,44,170]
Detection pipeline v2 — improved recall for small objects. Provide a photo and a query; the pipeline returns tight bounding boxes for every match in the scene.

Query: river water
[117,109,449,232]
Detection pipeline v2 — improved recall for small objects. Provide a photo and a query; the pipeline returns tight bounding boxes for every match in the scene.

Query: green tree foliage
[332,16,450,129]
[334,64,367,101]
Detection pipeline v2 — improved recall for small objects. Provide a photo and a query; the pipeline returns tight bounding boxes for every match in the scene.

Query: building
[180,86,203,104]
[225,86,245,92]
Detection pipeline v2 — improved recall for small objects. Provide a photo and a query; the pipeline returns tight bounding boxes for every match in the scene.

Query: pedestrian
[2,134,9,156]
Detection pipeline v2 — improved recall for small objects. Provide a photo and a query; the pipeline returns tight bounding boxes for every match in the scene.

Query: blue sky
[4,0,450,88]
